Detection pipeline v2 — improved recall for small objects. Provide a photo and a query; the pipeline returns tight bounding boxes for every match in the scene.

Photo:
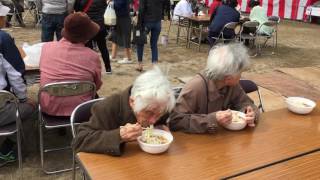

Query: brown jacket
[72,86,168,156]
[169,73,259,134]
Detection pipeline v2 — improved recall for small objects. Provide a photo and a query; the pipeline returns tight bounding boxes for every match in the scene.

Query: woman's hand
[120,123,142,142]
[216,109,232,126]
[245,106,256,127]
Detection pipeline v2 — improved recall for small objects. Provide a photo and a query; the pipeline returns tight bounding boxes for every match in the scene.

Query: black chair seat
[241,33,256,40]
[0,123,17,135]
[42,113,71,128]
[239,79,258,93]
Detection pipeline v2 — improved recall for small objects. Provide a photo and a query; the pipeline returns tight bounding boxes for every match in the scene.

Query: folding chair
[38,81,96,174]
[268,16,280,49]
[0,90,23,170]
[239,21,260,56]
[256,20,278,55]
[239,79,265,112]
[70,98,104,180]
[23,0,42,26]
[207,22,240,47]
[172,16,190,46]
[6,0,24,26]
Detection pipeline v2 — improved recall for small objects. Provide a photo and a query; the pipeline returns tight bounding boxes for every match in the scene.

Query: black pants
[86,26,111,71]
[162,0,171,20]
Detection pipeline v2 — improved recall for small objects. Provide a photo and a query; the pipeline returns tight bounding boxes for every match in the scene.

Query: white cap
[0,3,10,17]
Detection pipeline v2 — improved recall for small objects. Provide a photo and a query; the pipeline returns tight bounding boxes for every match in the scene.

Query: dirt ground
[0,19,320,179]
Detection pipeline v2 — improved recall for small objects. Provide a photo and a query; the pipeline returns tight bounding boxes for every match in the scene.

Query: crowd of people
[0,0,271,167]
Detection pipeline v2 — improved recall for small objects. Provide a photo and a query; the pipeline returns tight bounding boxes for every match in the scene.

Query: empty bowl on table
[137,129,173,154]
[285,97,316,115]
[224,111,247,131]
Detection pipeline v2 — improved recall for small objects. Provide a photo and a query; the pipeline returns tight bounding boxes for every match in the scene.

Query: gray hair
[204,43,250,80]
[131,66,176,114]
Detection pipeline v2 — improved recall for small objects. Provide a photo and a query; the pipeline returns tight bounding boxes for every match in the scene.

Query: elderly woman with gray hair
[73,66,176,156]
[169,43,259,134]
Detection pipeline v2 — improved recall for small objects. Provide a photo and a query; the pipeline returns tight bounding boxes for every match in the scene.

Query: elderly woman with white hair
[73,67,175,156]
[169,43,259,133]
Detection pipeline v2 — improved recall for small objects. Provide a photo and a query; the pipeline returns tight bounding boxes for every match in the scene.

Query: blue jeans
[41,13,66,42]
[137,21,161,63]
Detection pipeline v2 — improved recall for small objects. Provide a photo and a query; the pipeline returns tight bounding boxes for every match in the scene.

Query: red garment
[209,1,221,15]
[133,0,139,11]
[40,38,102,116]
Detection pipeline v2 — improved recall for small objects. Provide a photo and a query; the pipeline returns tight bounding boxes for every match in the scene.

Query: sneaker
[117,58,133,64]
[109,55,117,62]
[0,151,17,167]
[105,68,112,74]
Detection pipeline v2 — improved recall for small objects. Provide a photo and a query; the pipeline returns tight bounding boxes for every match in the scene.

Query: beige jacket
[169,73,259,134]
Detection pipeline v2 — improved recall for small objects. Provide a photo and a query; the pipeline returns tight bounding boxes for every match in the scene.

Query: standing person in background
[40,0,74,42]
[110,0,132,64]
[135,0,164,72]
[162,0,171,21]
[74,0,112,74]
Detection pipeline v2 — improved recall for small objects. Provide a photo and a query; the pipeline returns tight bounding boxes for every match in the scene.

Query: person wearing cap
[39,12,102,117]
[0,3,36,166]
[169,44,259,134]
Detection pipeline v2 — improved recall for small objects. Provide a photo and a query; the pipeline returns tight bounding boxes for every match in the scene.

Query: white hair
[204,43,250,80]
[130,66,176,114]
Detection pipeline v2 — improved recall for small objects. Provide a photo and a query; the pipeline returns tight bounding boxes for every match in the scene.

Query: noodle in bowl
[137,129,173,154]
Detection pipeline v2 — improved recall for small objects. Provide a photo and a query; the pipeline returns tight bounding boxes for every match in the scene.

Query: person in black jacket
[74,0,112,74]
[136,0,164,72]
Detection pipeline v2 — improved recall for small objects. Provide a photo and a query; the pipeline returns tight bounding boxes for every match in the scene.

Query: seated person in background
[0,4,35,165]
[73,67,176,156]
[249,0,274,36]
[40,12,102,117]
[173,0,193,20]
[208,0,221,16]
[208,0,240,44]
[169,44,259,134]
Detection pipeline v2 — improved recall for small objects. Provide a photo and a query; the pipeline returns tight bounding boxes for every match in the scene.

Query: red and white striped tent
[205,0,318,20]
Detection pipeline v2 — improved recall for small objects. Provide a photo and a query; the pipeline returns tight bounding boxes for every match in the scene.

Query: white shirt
[173,0,193,20]
[0,53,26,100]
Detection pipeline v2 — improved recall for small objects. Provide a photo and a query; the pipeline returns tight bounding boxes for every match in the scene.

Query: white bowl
[286,97,316,115]
[224,111,247,131]
[137,129,173,154]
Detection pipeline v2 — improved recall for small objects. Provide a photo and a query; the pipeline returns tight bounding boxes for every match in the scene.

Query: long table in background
[77,101,320,180]
[25,66,40,85]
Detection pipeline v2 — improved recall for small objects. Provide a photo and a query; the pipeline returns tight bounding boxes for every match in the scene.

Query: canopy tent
[205,0,319,20]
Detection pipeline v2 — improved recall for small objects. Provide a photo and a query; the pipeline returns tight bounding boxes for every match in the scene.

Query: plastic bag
[104,2,117,26]
[22,42,44,67]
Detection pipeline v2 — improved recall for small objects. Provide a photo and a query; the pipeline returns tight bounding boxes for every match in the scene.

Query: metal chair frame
[239,79,265,112]
[256,17,279,55]
[0,90,23,170]
[70,98,104,180]
[6,0,23,26]
[23,0,42,26]
[239,21,260,57]
[174,16,190,46]
[38,81,96,174]
[208,21,240,47]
